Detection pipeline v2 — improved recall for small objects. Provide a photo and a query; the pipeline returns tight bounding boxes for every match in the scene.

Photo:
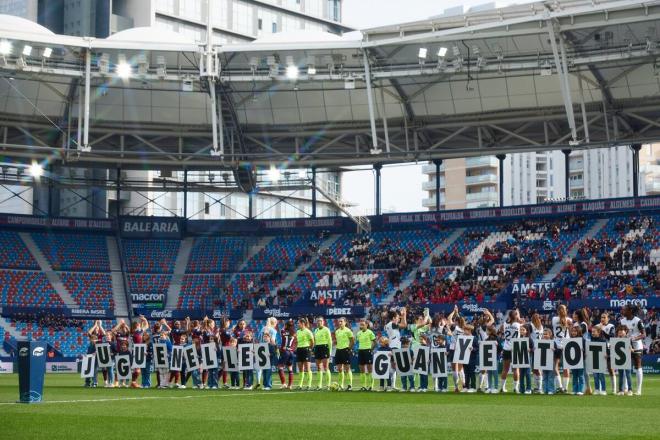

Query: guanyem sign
[81,343,274,378]
[370,337,633,379]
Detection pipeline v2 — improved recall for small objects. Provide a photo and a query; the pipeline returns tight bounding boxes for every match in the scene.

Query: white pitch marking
[0,391,308,406]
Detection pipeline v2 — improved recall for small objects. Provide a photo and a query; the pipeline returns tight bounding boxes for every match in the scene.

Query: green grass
[0,374,659,439]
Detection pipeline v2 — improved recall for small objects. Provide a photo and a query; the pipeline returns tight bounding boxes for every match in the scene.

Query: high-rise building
[422,145,660,211]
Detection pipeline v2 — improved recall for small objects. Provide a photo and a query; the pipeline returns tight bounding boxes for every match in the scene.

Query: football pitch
[0,374,658,440]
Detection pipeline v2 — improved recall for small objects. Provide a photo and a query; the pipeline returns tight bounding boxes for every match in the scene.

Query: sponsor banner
[136,308,237,320]
[131,293,166,309]
[381,195,660,225]
[1,306,111,319]
[120,217,182,238]
[0,361,13,373]
[0,214,113,231]
[511,282,556,295]
[425,302,508,315]
[188,217,350,235]
[642,354,660,374]
[521,297,660,312]
[252,306,366,320]
[307,289,346,301]
[47,361,77,373]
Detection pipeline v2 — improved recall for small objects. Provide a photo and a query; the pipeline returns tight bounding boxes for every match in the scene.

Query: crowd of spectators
[8,312,84,331]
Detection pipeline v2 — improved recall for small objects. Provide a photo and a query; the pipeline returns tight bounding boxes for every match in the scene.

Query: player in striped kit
[277,320,296,389]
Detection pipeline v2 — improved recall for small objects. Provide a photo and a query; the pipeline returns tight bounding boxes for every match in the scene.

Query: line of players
[83,303,646,395]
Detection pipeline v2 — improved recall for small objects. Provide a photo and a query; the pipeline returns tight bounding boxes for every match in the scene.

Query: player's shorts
[632,350,643,364]
[314,344,330,360]
[296,347,310,362]
[357,349,373,365]
[278,350,294,366]
[335,348,352,365]
[502,349,512,362]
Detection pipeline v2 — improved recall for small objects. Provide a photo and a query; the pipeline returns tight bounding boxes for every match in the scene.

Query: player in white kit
[552,304,573,393]
[384,307,407,389]
[499,309,522,393]
[620,305,646,395]
[595,312,616,393]
[529,313,544,393]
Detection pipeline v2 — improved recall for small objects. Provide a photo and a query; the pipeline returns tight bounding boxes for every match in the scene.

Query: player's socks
[326,369,331,386]
[537,376,543,391]
[479,373,487,389]
[554,375,561,390]
[288,371,294,387]
[339,371,345,388]
[370,377,375,389]
[562,376,570,391]
[636,368,643,393]
[452,371,460,389]
[391,371,397,389]
[299,371,306,387]
[307,371,313,387]
[500,378,507,391]
[513,381,519,393]
[222,370,228,385]
[347,370,353,386]
[278,369,286,384]
[318,371,324,388]
[611,374,617,393]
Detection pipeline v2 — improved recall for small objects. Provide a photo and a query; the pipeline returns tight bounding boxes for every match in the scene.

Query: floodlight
[29,162,43,178]
[0,40,12,55]
[418,47,428,59]
[98,53,110,75]
[298,169,307,178]
[116,54,131,78]
[438,47,448,57]
[286,65,299,80]
[268,166,281,182]
[22,45,32,56]
[43,47,52,58]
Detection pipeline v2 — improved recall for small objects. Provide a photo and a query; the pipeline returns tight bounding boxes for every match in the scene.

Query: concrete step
[106,236,129,316]
[18,232,76,307]
[276,234,342,291]
[542,218,609,282]
[0,316,22,339]
[165,237,194,309]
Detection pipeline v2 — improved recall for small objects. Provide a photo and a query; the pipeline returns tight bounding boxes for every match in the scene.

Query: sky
[339,0,526,214]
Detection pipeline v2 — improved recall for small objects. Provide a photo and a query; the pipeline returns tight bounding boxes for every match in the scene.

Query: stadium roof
[0,0,658,171]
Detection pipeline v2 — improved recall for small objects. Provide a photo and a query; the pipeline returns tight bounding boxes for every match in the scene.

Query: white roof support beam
[548,20,578,145]
[81,48,91,153]
[363,51,380,155]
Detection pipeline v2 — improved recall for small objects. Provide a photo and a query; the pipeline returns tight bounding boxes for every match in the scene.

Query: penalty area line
[0,390,308,406]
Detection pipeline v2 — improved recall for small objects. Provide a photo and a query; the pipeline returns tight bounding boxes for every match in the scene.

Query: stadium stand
[0,230,39,269]
[59,272,114,309]
[1,207,659,358]
[122,239,180,273]
[0,270,63,307]
[31,232,111,272]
